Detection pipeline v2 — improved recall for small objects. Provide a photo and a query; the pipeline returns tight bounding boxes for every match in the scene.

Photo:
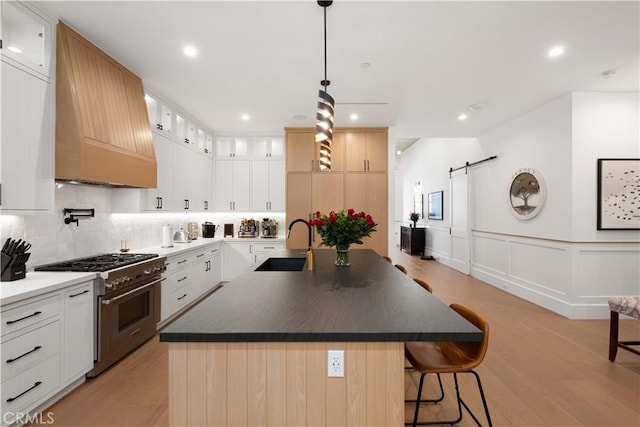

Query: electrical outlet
[328,350,344,377]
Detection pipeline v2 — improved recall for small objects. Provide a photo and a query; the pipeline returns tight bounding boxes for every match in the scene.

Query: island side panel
[168,341,404,426]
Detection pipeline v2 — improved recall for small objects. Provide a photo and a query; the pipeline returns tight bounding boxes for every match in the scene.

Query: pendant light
[315,0,334,171]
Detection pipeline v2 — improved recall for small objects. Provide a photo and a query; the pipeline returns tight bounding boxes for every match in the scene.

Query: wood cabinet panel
[124,73,155,158]
[286,130,315,172]
[346,173,388,255]
[366,131,388,172]
[167,341,404,427]
[312,173,345,248]
[286,173,312,249]
[345,132,368,172]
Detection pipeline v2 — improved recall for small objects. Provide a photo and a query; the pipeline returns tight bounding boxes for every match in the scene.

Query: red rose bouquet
[309,209,377,248]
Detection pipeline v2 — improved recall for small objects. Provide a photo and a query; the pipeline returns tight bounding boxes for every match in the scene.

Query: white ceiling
[33,1,639,147]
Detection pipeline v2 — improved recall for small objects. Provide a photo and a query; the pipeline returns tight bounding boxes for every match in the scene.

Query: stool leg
[609,311,619,362]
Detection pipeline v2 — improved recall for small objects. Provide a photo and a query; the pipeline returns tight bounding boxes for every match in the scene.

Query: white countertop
[0,271,97,307]
[1,237,286,306]
[136,236,285,258]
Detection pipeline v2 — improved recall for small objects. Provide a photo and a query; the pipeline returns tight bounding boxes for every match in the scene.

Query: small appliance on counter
[1,238,31,281]
[187,222,199,240]
[224,223,234,238]
[261,218,278,238]
[173,225,191,243]
[238,218,259,238]
[202,222,218,238]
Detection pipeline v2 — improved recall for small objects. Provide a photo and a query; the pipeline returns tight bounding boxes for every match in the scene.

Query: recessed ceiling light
[7,46,22,53]
[183,45,198,57]
[396,150,402,156]
[548,45,564,58]
[240,114,250,121]
[350,113,359,121]
[458,113,468,121]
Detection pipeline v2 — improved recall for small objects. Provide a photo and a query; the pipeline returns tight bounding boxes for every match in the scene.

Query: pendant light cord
[323,5,328,92]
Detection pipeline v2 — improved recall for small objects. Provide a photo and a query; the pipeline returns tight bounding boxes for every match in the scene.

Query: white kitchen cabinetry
[145,94,174,136]
[214,160,250,211]
[222,241,284,281]
[112,126,212,212]
[63,282,93,383]
[0,2,54,213]
[251,160,285,212]
[251,137,284,160]
[0,279,94,427]
[161,243,222,324]
[215,137,250,159]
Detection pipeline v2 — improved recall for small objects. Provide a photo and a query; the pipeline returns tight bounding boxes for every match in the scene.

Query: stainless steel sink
[254,257,306,272]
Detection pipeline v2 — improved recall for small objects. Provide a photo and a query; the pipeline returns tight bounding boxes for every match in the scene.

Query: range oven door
[90,277,163,377]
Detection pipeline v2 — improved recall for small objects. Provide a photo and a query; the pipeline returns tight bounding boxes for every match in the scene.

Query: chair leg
[410,371,492,427]
[405,373,445,404]
[609,311,619,362]
[411,372,426,427]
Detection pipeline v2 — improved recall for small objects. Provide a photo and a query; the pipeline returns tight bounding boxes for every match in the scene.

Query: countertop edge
[158,331,483,343]
[0,272,97,306]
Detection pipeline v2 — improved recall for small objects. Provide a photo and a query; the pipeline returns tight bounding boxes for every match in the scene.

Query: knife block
[1,252,29,282]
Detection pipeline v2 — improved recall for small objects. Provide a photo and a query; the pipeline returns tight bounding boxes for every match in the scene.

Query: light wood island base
[168,341,404,426]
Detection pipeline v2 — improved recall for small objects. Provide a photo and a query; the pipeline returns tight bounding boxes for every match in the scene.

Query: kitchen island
[160,249,482,426]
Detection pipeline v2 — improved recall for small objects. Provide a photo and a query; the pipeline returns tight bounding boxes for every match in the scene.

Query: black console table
[400,226,425,255]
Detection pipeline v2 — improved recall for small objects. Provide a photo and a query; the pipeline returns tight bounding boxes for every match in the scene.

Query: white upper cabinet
[0,2,54,213]
[251,137,284,159]
[145,93,175,136]
[214,160,250,211]
[215,137,249,159]
[0,1,52,79]
[251,160,285,212]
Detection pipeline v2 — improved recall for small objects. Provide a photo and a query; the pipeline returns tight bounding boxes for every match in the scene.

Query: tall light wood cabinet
[285,127,388,255]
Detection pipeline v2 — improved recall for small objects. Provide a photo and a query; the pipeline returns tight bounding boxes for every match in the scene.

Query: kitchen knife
[5,240,15,256]
[1,238,10,254]
[9,239,21,256]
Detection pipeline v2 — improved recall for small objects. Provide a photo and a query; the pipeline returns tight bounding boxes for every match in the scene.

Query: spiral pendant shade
[315,89,334,170]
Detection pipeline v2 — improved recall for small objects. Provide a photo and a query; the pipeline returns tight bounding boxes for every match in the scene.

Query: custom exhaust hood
[55,22,157,188]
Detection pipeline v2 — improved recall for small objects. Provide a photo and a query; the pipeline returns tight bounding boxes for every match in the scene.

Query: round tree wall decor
[509,168,546,220]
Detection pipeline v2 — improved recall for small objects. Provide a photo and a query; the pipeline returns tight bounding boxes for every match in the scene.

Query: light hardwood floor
[36,247,640,426]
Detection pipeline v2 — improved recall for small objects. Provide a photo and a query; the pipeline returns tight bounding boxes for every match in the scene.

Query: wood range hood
[55,22,156,188]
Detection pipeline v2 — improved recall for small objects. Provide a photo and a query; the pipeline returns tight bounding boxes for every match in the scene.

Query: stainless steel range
[35,253,166,377]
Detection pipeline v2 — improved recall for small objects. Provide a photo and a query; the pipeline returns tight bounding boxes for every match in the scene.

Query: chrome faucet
[287,218,312,250]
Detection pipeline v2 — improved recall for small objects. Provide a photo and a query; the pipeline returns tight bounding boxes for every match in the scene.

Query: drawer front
[253,242,284,253]
[1,355,60,422]
[1,295,60,337]
[165,254,194,273]
[161,282,196,321]
[164,269,196,295]
[1,320,60,383]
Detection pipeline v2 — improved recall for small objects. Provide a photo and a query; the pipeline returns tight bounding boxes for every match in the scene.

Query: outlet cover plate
[328,350,344,377]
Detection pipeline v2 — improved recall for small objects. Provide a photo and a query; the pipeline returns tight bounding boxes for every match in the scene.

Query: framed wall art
[597,158,640,230]
[427,191,443,220]
[509,168,546,220]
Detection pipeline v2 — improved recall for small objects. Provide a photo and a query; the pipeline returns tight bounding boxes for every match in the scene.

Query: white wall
[396,137,482,260]
[470,92,639,319]
[0,184,285,268]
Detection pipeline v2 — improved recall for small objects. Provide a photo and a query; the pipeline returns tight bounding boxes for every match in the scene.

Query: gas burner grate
[35,253,159,272]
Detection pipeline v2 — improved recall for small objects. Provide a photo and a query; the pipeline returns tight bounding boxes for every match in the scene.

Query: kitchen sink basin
[255,257,306,272]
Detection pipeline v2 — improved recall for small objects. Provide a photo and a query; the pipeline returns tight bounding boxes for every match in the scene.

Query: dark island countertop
[159,249,482,343]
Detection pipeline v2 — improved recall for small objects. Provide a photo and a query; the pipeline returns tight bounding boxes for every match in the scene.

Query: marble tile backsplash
[1,184,285,269]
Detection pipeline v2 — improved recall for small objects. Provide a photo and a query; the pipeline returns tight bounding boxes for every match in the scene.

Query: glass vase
[335,244,351,266]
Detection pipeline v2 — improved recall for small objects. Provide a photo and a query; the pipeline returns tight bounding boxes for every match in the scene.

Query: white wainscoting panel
[470,230,640,319]
[425,225,451,263]
[510,241,569,296]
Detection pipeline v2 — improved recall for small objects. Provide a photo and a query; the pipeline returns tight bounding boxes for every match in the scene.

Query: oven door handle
[101,277,165,305]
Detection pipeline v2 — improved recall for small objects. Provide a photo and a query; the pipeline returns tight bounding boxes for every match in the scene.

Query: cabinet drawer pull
[69,289,89,298]
[6,311,42,325]
[264,246,275,249]
[177,293,188,301]
[177,276,188,282]
[6,381,42,403]
[196,253,205,258]
[6,346,42,363]
[177,259,188,264]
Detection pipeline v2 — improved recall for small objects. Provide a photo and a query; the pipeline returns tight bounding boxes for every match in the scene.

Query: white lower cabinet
[161,243,223,324]
[0,279,94,427]
[63,283,94,382]
[223,241,284,281]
